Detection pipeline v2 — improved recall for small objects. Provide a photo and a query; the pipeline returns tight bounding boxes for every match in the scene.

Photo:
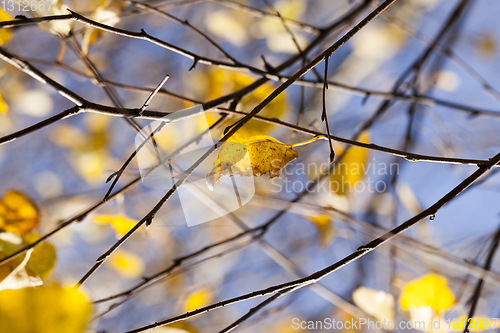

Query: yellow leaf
[51,115,112,184]
[330,132,370,195]
[93,214,137,235]
[0,248,42,290]
[0,10,13,45]
[0,233,25,285]
[307,215,335,247]
[25,241,56,280]
[0,191,39,235]
[206,133,298,190]
[0,233,56,289]
[107,249,144,279]
[35,0,73,35]
[185,288,213,312]
[0,284,92,333]
[352,287,395,323]
[204,11,248,46]
[82,3,123,54]
[203,69,287,136]
[0,89,8,113]
[400,274,455,314]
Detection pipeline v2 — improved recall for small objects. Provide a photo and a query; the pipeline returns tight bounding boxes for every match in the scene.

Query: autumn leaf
[330,132,370,196]
[93,213,137,235]
[307,215,335,247]
[185,288,213,312]
[0,10,13,45]
[0,248,42,290]
[206,134,298,190]
[201,69,287,136]
[51,114,113,184]
[34,0,73,35]
[24,233,56,280]
[0,191,39,235]
[205,11,248,46]
[352,287,395,323]
[0,89,8,113]
[0,284,92,333]
[82,2,124,54]
[400,273,455,314]
[0,232,56,290]
[107,249,145,279]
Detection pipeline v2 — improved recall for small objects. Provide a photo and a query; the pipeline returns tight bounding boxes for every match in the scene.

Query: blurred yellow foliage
[0,89,8,113]
[82,1,124,54]
[51,114,113,184]
[207,133,298,190]
[0,231,56,289]
[202,69,287,136]
[307,215,335,247]
[476,34,496,58]
[400,274,455,314]
[185,288,213,312]
[0,191,39,235]
[107,249,145,279]
[93,213,137,235]
[0,284,91,333]
[352,287,395,323]
[24,233,56,280]
[0,10,13,45]
[330,132,370,196]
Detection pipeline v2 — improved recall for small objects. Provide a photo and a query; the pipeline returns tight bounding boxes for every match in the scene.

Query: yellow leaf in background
[0,191,39,235]
[50,124,88,148]
[0,233,27,286]
[274,0,307,20]
[232,72,287,136]
[25,241,56,280]
[0,89,8,113]
[51,114,112,184]
[330,132,370,196]
[476,34,496,58]
[82,2,123,54]
[185,288,213,312]
[107,249,144,279]
[93,214,137,235]
[205,11,248,46]
[0,233,56,289]
[0,248,42,290]
[449,316,500,332]
[0,10,13,45]
[35,0,73,35]
[203,69,287,136]
[307,215,335,247]
[0,284,91,333]
[400,274,455,314]
[352,287,395,324]
[152,322,198,333]
[206,133,298,190]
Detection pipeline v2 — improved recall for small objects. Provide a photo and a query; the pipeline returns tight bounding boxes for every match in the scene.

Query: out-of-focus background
[1,0,500,332]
